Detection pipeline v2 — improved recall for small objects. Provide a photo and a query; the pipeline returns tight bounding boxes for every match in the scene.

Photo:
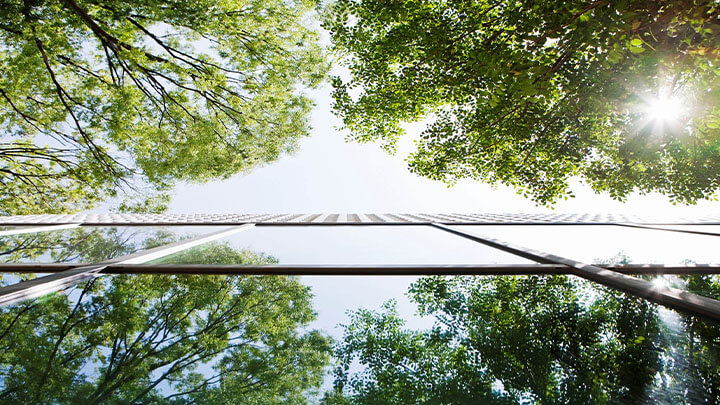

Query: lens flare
[643,95,684,123]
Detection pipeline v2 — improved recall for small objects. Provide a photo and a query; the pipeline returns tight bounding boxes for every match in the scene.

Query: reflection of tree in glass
[0,227,142,264]
[0,234,331,403]
[325,244,720,405]
[325,275,660,404]
[675,274,720,402]
[596,254,720,402]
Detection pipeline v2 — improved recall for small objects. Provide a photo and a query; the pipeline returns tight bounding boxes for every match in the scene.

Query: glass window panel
[0,226,227,264]
[0,273,717,402]
[0,273,336,400]
[0,273,54,288]
[0,225,79,234]
[156,225,536,265]
[568,275,720,403]
[454,225,720,265]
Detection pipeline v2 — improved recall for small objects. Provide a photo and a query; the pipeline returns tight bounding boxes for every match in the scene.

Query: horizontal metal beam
[617,223,720,237]
[0,221,633,226]
[1,263,719,275]
[95,264,568,276]
[431,223,720,323]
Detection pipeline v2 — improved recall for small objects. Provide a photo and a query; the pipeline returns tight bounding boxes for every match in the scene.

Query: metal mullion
[0,263,80,272]
[2,262,720,275]
[616,223,720,238]
[0,223,80,237]
[0,224,255,307]
[107,263,568,275]
[97,263,720,275]
[431,223,720,322]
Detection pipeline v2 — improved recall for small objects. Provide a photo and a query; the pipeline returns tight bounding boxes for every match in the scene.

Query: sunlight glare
[643,94,684,123]
[651,276,671,289]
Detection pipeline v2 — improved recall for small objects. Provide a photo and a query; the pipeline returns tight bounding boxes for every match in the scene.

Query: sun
[642,94,684,124]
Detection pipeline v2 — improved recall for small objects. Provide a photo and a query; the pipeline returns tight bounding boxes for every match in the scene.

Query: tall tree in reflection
[325,275,661,404]
[677,274,720,401]
[0,233,331,403]
[0,227,138,264]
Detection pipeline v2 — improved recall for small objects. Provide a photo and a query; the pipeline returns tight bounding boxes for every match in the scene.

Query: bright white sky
[169,80,717,216]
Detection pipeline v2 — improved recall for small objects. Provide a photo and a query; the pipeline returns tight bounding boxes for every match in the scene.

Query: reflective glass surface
[0,226,227,264]
[155,225,535,265]
[0,274,716,403]
[0,273,331,403]
[639,273,720,301]
[455,225,720,265]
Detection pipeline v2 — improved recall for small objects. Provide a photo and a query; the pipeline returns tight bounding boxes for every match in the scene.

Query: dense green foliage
[0,0,326,214]
[0,229,332,403]
[325,0,720,204]
[325,275,720,404]
[678,274,720,400]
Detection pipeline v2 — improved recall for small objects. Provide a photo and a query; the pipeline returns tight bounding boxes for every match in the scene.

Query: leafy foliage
[0,0,327,214]
[326,275,667,404]
[676,274,720,401]
[324,0,720,204]
[0,230,332,403]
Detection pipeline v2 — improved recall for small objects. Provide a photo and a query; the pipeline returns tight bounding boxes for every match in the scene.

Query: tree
[326,275,664,404]
[324,0,720,205]
[0,0,327,214]
[0,230,332,403]
[675,274,720,401]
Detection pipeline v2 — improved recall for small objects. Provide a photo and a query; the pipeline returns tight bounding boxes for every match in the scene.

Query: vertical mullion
[430,223,720,322]
[0,224,255,307]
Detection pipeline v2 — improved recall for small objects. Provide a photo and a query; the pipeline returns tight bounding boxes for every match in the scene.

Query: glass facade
[0,214,719,403]
[155,225,535,265]
[0,226,225,264]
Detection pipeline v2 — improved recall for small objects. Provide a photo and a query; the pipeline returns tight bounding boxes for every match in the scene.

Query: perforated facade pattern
[1,212,720,225]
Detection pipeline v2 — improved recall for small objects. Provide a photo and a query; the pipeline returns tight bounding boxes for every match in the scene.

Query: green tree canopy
[324,0,720,204]
[0,0,327,214]
[325,275,720,404]
[0,230,332,403]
